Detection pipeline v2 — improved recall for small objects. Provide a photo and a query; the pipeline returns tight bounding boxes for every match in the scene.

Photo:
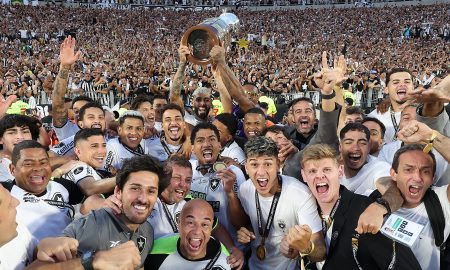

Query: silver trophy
[181,13,239,65]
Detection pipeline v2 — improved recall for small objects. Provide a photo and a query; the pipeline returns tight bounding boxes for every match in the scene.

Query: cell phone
[423,73,436,89]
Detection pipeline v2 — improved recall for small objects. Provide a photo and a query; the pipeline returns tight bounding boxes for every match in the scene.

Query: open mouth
[348,153,362,163]
[174,189,185,199]
[128,136,139,142]
[202,149,213,160]
[188,238,203,251]
[94,156,105,163]
[316,182,329,194]
[29,175,45,185]
[169,127,180,136]
[91,124,102,129]
[247,131,258,137]
[132,203,148,213]
[408,184,421,196]
[396,89,407,100]
[257,178,269,188]
[299,119,310,129]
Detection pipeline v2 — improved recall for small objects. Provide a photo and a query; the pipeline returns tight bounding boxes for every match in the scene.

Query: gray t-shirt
[62,208,153,268]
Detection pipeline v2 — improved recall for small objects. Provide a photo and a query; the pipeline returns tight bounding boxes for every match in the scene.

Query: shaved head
[181,199,214,221]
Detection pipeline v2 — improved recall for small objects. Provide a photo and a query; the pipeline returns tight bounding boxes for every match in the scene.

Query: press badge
[380,214,424,247]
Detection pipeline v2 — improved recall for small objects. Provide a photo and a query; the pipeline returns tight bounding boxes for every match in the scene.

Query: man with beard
[243,107,268,141]
[30,155,167,270]
[147,104,186,162]
[145,199,232,270]
[189,123,246,249]
[184,87,213,127]
[104,111,151,173]
[339,123,391,195]
[50,102,106,157]
[368,68,414,143]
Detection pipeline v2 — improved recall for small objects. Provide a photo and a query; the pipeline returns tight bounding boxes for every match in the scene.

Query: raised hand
[314,51,347,95]
[59,36,81,68]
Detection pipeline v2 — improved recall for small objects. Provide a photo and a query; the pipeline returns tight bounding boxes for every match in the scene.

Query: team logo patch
[136,236,147,254]
[73,167,84,175]
[210,178,220,192]
[52,192,65,208]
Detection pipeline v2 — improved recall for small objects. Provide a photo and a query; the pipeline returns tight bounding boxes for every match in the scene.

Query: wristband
[299,241,315,257]
[423,130,438,154]
[321,91,336,100]
[375,197,392,216]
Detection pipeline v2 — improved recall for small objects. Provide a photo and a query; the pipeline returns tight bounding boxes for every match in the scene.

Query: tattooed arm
[52,36,81,127]
[169,44,189,109]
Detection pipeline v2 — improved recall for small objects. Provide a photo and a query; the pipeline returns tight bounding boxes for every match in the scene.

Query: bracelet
[375,197,392,216]
[299,241,315,257]
[321,91,336,100]
[423,130,438,154]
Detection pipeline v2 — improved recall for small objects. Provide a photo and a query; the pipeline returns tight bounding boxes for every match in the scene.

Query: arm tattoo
[170,62,186,97]
[52,68,70,127]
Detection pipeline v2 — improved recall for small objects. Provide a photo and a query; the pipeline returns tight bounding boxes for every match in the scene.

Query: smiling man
[339,123,391,195]
[184,87,213,127]
[368,68,414,143]
[147,104,186,162]
[146,199,231,269]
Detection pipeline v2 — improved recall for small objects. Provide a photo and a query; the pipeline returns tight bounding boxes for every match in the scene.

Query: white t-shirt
[0,158,13,182]
[221,141,246,165]
[0,223,37,270]
[54,121,80,141]
[378,141,449,186]
[147,198,186,239]
[340,155,391,195]
[11,182,75,240]
[50,135,75,157]
[146,138,182,162]
[392,185,450,270]
[189,160,246,247]
[368,108,401,144]
[238,175,322,270]
[103,138,152,171]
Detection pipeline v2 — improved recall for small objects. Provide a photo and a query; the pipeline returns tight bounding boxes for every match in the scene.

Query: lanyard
[319,196,341,237]
[204,243,222,270]
[161,201,178,233]
[390,106,399,140]
[352,233,396,270]
[160,136,182,156]
[119,138,144,156]
[255,175,283,240]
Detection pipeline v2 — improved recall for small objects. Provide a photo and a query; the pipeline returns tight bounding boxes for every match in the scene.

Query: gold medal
[213,162,227,172]
[256,244,266,260]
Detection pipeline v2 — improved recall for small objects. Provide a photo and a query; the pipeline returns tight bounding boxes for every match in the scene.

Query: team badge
[278,220,286,232]
[136,236,147,254]
[210,178,220,192]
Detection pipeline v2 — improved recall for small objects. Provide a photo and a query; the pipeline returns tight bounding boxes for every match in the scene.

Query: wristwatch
[375,197,392,216]
[81,251,95,270]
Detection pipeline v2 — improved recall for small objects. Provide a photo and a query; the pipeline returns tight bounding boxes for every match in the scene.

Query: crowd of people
[0,1,450,270]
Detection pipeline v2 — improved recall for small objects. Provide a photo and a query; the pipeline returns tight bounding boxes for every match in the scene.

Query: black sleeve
[53,177,85,204]
[1,180,14,191]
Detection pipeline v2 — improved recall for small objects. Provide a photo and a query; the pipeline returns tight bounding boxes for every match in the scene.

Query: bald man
[145,199,232,269]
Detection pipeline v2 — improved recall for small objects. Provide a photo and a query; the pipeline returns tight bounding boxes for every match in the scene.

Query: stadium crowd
[0,1,450,270]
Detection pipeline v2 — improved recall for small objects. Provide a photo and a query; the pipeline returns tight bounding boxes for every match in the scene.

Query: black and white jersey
[50,135,75,156]
[64,162,103,185]
[81,80,96,101]
[103,138,152,172]
[2,179,84,241]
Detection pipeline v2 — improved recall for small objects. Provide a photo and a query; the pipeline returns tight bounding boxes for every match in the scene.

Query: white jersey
[238,175,322,270]
[0,157,13,182]
[54,121,80,141]
[0,223,37,270]
[221,141,246,165]
[7,180,83,240]
[340,155,391,195]
[393,185,450,270]
[64,162,102,185]
[378,141,449,186]
[154,121,163,132]
[147,197,187,239]
[147,138,182,162]
[368,107,401,144]
[189,160,245,247]
[50,135,75,156]
[103,138,152,171]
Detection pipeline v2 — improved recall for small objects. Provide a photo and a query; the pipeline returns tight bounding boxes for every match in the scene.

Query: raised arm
[53,36,81,128]
[169,44,189,109]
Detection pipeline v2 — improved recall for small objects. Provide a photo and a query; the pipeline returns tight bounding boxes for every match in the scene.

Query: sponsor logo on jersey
[109,240,121,248]
[73,166,84,175]
[23,193,39,203]
[208,201,220,212]
[56,140,74,155]
[137,236,147,254]
[190,190,207,200]
[105,151,114,168]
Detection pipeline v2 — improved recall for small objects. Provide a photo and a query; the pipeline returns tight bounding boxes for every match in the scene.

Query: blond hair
[301,144,338,168]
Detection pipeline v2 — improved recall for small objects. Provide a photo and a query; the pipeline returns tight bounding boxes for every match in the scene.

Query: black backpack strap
[423,188,448,269]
